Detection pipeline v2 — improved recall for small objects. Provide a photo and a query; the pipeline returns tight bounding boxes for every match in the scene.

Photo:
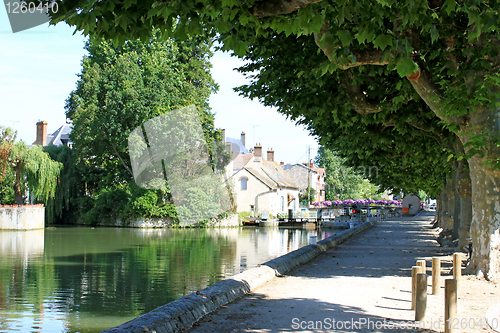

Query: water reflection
[0,229,44,258]
[0,227,334,333]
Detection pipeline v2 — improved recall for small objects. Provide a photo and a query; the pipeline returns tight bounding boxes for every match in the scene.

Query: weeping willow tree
[0,127,16,183]
[44,145,83,223]
[9,142,62,205]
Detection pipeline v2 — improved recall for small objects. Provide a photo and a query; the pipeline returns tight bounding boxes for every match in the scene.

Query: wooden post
[411,266,419,310]
[445,279,458,333]
[453,253,461,290]
[415,274,427,321]
[417,259,426,274]
[432,257,441,295]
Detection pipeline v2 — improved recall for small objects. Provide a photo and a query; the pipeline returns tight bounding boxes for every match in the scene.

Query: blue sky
[0,10,319,164]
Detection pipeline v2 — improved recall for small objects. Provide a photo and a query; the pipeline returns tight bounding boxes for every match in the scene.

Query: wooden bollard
[453,253,461,290]
[432,257,441,295]
[415,273,427,321]
[445,279,458,333]
[417,259,426,274]
[411,266,419,310]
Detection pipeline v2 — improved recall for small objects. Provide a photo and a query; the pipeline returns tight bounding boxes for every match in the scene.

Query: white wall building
[230,144,300,215]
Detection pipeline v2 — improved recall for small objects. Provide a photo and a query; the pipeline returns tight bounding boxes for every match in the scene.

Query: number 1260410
[5,1,58,14]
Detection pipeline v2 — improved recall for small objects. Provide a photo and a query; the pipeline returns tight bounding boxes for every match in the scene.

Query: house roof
[283,163,319,174]
[232,153,253,171]
[225,137,249,154]
[47,123,73,147]
[241,157,299,190]
[315,167,325,176]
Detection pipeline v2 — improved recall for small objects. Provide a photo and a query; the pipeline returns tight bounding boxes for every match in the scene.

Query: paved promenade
[188,211,498,333]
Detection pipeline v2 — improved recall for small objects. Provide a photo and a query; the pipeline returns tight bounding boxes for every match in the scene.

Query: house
[283,162,326,204]
[231,144,300,215]
[32,120,73,148]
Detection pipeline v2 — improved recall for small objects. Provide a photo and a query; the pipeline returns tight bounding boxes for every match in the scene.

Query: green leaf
[123,0,135,10]
[337,30,352,47]
[373,34,393,51]
[430,26,439,43]
[396,56,417,77]
[442,0,456,15]
[355,29,368,44]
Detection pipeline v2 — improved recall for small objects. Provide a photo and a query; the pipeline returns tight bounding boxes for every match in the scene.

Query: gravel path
[187,211,498,333]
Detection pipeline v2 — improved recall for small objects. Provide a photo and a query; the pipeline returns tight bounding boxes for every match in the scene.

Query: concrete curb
[101,219,378,333]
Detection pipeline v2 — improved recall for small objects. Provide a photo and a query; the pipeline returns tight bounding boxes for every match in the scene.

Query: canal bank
[187,211,499,333]
[102,219,378,332]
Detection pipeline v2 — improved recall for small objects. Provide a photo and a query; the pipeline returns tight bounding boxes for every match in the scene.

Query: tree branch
[314,24,391,69]
[339,49,390,70]
[391,152,409,159]
[108,138,134,177]
[407,59,460,125]
[251,0,323,19]
[343,73,383,115]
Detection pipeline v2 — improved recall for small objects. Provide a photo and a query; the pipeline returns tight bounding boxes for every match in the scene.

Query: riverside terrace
[269,203,405,228]
[240,206,404,228]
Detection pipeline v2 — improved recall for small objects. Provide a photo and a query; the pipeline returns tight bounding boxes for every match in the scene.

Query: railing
[291,211,317,219]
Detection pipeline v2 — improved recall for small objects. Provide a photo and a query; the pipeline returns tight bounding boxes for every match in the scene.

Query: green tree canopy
[66,31,220,187]
[66,30,231,225]
[315,147,376,201]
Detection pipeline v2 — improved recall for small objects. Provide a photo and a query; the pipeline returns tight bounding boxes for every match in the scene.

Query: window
[240,177,248,190]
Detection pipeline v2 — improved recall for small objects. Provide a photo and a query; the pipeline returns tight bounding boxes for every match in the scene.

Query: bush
[82,185,130,226]
[0,169,15,205]
[176,187,221,225]
[125,188,177,219]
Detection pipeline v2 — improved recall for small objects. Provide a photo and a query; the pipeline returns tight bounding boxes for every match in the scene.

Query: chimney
[253,143,262,160]
[310,161,314,168]
[280,161,284,166]
[240,131,246,148]
[221,128,226,143]
[267,148,274,162]
[35,120,48,146]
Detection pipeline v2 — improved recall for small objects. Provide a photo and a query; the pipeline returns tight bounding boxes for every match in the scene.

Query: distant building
[32,120,73,148]
[283,162,326,203]
[224,130,249,156]
[230,144,300,214]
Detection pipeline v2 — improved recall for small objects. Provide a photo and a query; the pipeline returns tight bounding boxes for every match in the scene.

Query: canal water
[0,226,337,333]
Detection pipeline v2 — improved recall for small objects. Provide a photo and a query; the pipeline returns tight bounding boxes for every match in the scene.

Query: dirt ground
[187,211,499,333]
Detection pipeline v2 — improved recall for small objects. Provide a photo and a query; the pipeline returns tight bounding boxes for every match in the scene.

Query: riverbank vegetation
[53,31,233,226]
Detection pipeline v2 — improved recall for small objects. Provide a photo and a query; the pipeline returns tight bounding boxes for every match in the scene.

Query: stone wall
[206,214,239,227]
[0,205,45,230]
[114,217,175,228]
[113,214,239,228]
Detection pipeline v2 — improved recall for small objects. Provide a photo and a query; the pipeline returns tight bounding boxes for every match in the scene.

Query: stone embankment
[0,204,45,230]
